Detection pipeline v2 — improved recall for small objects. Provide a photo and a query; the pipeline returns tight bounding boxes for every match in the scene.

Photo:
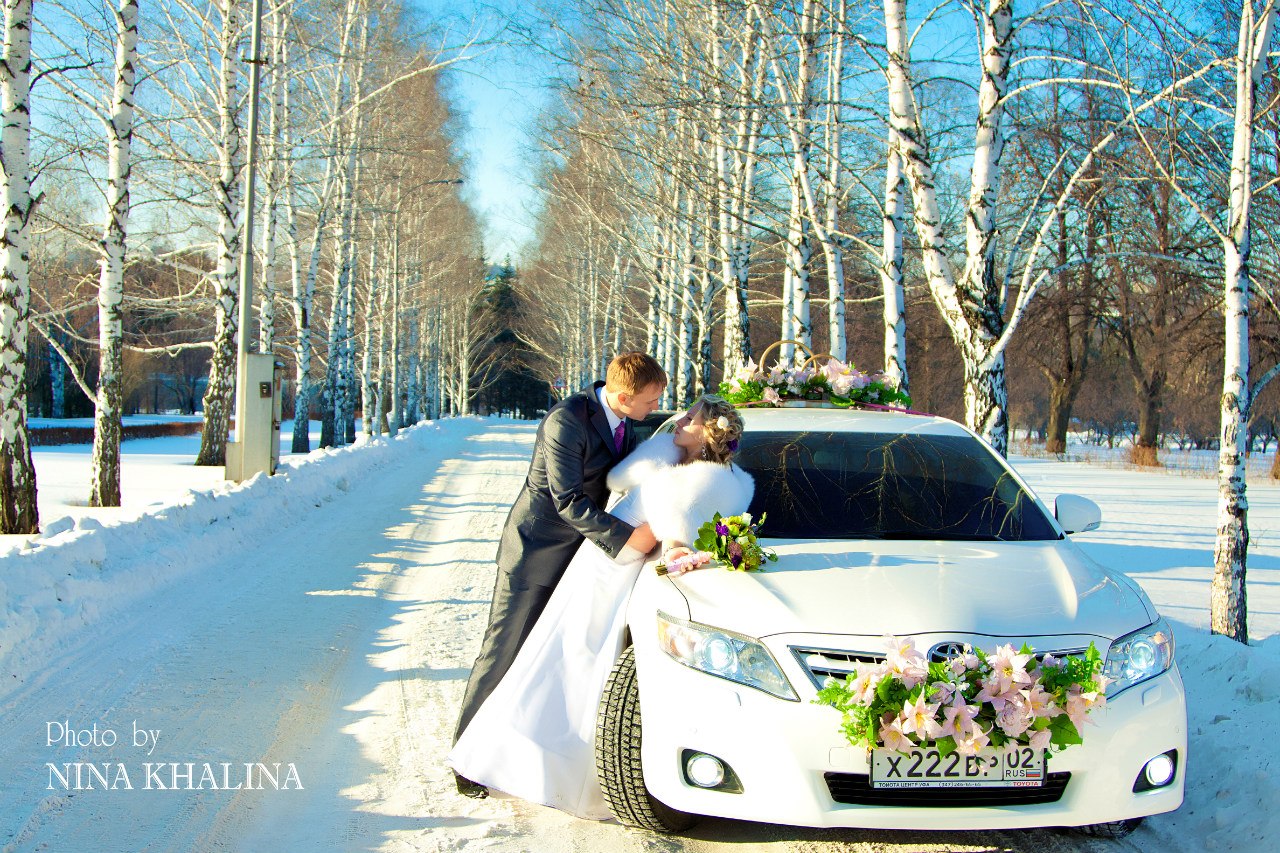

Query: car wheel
[595,645,698,834]
[1076,817,1144,838]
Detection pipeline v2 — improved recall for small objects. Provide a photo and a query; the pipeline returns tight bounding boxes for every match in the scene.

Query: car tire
[1076,817,1144,838]
[596,645,698,834]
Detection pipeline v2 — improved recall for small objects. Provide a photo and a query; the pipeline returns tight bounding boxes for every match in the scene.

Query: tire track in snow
[0,421,485,852]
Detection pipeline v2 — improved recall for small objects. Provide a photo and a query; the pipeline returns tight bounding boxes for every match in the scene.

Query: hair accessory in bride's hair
[728,438,739,452]
[716,415,730,430]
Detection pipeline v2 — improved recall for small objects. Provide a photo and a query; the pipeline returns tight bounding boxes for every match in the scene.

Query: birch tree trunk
[1213,0,1277,643]
[414,308,428,421]
[283,62,314,452]
[361,229,379,437]
[778,0,817,363]
[822,0,848,361]
[885,0,1012,455]
[320,242,344,447]
[881,143,908,390]
[195,0,243,466]
[90,0,139,508]
[338,18,369,444]
[0,0,38,532]
[728,28,764,373]
[388,222,400,435]
[50,338,64,417]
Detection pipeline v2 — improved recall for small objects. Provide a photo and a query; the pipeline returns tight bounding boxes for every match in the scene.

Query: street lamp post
[227,0,270,482]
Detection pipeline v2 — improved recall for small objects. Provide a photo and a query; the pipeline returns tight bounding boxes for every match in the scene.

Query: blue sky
[426,0,563,261]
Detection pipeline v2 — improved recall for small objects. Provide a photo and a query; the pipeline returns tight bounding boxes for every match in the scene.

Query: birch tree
[0,0,38,533]
[89,0,139,508]
[192,0,244,466]
[1213,0,1278,642]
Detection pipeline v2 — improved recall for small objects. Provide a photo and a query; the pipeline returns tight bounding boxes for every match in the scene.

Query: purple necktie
[613,421,626,453]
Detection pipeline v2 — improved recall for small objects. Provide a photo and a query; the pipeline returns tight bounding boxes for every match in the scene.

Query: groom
[453,352,667,797]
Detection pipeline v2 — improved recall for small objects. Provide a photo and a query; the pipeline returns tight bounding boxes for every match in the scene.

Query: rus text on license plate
[870,745,1045,788]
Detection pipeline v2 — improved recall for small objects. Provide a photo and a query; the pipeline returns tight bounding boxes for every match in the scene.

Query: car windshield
[736,430,1059,541]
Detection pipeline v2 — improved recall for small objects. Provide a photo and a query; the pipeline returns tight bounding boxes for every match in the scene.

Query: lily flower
[901,693,944,740]
[879,715,915,753]
[953,723,991,756]
[940,695,980,738]
[987,644,1035,694]
[1025,684,1059,719]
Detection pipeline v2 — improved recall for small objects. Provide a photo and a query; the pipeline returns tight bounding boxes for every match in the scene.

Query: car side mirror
[1055,494,1101,534]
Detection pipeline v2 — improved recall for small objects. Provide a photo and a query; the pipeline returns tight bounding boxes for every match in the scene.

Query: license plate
[869,744,1046,788]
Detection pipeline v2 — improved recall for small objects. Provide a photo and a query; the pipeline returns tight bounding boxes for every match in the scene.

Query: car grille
[824,772,1071,807]
[790,647,885,688]
[791,643,1088,689]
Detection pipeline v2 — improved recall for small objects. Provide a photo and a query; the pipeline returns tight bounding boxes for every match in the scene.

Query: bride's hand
[662,546,692,563]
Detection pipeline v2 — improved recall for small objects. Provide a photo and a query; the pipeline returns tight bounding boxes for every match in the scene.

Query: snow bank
[1155,630,1280,851]
[0,420,470,699]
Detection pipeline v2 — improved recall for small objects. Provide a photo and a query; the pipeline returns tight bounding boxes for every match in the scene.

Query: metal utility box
[225,354,283,482]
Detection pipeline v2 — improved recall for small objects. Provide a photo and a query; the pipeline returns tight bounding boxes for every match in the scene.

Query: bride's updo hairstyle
[695,395,745,464]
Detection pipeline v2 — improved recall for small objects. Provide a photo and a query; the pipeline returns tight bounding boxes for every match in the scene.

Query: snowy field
[0,417,1276,852]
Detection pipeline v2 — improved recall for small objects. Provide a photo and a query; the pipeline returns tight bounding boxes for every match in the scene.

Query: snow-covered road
[1,419,1273,852]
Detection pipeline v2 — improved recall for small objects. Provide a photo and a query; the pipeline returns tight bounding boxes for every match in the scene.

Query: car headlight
[1104,617,1175,697]
[656,611,798,701]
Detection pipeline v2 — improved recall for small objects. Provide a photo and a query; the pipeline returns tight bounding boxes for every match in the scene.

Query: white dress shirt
[596,385,623,436]
[598,386,646,564]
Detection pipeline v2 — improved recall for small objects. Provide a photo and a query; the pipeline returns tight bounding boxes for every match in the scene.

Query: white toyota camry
[595,406,1185,836]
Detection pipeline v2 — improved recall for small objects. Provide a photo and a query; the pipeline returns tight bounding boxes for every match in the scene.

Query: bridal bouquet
[719,354,911,410]
[814,636,1108,756]
[655,512,778,576]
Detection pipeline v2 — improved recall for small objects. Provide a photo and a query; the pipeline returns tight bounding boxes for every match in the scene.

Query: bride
[447,394,754,820]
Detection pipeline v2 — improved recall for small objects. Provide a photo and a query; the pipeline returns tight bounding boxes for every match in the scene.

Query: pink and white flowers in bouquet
[815,636,1108,757]
[719,353,911,409]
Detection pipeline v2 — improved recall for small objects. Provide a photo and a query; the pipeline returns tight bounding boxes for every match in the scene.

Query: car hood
[668,539,1153,641]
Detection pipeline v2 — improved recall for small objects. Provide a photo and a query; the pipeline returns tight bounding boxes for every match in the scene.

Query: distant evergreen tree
[472,259,550,419]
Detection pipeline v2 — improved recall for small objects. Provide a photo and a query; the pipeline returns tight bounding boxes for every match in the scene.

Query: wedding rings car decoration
[719,340,912,409]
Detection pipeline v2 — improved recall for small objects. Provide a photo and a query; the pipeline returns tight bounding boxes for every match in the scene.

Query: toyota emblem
[929,641,968,662]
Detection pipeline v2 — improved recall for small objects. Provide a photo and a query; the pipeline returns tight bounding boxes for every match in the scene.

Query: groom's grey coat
[495,381,638,588]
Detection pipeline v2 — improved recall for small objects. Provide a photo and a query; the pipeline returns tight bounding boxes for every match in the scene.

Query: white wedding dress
[447,435,754,820]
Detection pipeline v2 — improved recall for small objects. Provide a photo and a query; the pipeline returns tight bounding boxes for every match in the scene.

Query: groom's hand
[626,523,658,554]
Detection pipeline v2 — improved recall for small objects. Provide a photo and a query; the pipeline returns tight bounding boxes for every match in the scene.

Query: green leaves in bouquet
[1048,714,1083,748]
[694,512,721,552]
[1037,642,1103,694]
[718,380,765,406]
[816,679,877,748]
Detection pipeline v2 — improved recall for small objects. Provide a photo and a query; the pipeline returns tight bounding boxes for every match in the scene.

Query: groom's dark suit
[454,382,638,742]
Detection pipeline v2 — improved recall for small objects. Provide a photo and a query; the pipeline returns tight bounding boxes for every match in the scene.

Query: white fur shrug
[606,434,755,547]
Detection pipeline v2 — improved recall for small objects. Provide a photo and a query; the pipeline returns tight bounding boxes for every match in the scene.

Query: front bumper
[631,629,1186,830]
